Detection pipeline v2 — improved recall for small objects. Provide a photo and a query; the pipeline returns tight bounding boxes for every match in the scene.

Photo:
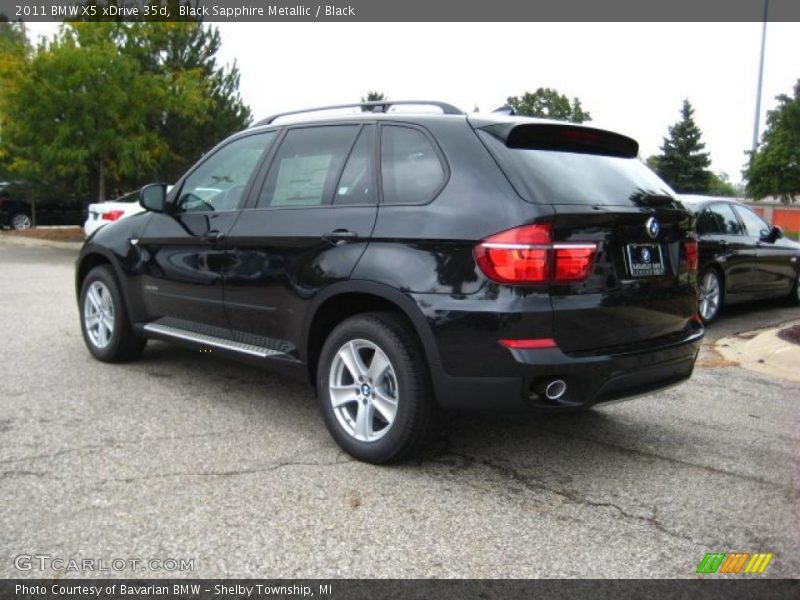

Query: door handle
[204,230,225,243]
[322,229,359,244]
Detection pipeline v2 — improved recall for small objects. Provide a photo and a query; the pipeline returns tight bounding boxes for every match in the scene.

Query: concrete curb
[0,234,82,251]
[716,319,800,383]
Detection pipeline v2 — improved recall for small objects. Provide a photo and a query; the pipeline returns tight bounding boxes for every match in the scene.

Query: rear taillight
[474,223,596,284]
[684,239,698,276]
[102,210,125,221]
[553,245,598,282]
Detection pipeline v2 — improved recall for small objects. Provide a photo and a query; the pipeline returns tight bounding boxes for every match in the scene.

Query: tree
[506,87,591,123]
[707,172,738,197]
[745,80,800,204]
[361,91,386,111]
[1,37,167,202]
[0,19,30,178]
[651,99,711,193]
[0,15,252,202]
[68,16,252,185]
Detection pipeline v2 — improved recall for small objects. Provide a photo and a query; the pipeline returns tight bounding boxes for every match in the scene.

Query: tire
[316,312,437,464]
[787,271,800,306]
[79,265,146,362]
[10,213,32,230]
[698,268,724,324]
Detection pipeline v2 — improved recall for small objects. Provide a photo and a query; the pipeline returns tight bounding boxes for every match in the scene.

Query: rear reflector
[474,223,597,284]
[499,338,557,349]
[102,210,125,221]
[684,239,698,275]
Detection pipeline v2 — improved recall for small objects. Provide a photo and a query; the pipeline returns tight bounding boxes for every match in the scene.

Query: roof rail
[254,100,465,126]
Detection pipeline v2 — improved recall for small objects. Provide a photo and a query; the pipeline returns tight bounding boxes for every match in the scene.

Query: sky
[26,21,800,185]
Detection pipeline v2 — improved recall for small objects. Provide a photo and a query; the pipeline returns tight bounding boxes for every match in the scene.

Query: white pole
[752,0,769,152]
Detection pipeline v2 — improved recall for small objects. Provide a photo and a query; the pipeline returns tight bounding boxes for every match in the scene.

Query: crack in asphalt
[533,424,798,495]
[0,429,256,465]
[428,446,707,547]
[92,457,353,485]
[0,469,46,480]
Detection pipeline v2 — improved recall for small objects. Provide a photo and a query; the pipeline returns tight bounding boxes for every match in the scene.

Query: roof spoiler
[480,123,639,159]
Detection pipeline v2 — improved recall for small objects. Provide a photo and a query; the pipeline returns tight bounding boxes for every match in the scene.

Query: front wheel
[787,271,800,306]
[79,265,146,362]
[698,269,724,323]
[317,312,437,464]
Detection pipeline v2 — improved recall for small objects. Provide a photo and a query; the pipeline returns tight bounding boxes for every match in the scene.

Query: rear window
[478,128,674,206]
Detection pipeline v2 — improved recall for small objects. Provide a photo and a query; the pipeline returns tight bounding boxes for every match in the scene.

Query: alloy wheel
[329,339,398,442]
[698,271,721,321]
[11,213,32,230]
[84,281,115,348]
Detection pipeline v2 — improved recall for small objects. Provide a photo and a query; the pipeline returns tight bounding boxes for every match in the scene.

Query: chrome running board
[143,322,286,359]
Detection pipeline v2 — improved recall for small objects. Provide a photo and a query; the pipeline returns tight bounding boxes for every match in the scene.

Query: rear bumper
[432,327,703,411]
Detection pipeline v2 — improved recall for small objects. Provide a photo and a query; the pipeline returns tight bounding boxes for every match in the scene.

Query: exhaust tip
[544,379,567,401]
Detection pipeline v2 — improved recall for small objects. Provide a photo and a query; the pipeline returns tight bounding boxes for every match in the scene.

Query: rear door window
[697,203,744,235]
[380,125,445,205]
[257,125,360,208]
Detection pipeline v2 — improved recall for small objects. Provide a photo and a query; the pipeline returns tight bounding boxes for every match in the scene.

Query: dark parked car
[0,181,33,230]
[0,181,87,229]
[75,101,703,463]
[679,195,800,323]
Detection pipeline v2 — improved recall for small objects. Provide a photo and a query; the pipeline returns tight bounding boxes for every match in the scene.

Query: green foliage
[0,9,251,202]
[0,35,169,201]
[745,80,800,204]
[506,88,591,123]
[361,91,386,111]
[652,99,711,193]
[707,172,738,197]
[0,19,30,178]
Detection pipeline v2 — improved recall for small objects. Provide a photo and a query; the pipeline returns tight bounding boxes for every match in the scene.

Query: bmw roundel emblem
[646,217,660,239]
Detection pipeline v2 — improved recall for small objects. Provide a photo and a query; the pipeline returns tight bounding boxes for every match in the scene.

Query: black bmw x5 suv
[76,100,703,463]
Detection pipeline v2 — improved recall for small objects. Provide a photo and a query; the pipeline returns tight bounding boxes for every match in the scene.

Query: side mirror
[140,183,167,213]
[770,225,784,240]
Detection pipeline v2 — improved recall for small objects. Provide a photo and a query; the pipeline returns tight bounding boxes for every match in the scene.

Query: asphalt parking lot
[1,242,798,578]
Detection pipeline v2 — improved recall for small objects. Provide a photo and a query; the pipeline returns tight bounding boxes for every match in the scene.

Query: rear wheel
[698,269,723,323]
[697,269,724,323]
[317,312,436,464]
[10,213,32,230]
[79,265,146,362]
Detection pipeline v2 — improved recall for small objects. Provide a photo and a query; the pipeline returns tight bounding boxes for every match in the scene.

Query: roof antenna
[492,105,516,116]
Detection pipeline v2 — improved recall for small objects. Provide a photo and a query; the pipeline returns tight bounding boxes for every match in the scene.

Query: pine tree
[360,91,386,111]
[653,99,711,193]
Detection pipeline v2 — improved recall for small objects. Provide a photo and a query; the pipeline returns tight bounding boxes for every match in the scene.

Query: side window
[333,125,375,205]
[734,205,770,238]
[696,209,722,235]
[381,125,445,205]
[258,125,359,208]
[698,203,743,235]
[177,132,276,213]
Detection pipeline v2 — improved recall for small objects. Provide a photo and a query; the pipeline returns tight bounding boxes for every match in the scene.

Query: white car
[84,191,144,237]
